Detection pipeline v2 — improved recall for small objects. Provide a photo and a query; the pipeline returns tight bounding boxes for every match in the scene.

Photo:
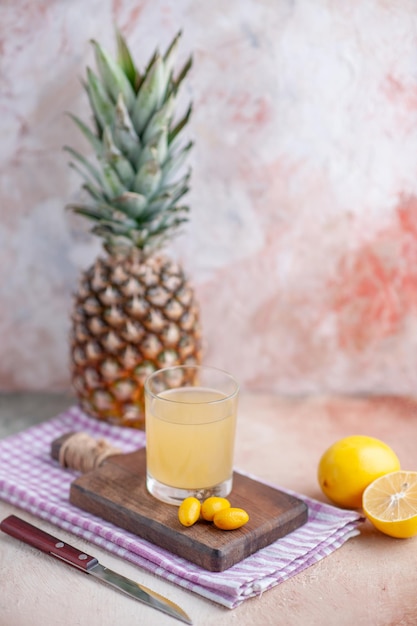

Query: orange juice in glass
[144,365,239,505]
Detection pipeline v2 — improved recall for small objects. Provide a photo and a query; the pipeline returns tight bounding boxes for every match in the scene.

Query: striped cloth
[0,406,363,609]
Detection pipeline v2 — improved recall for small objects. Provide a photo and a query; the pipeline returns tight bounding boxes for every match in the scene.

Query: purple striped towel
[0,406,363,608]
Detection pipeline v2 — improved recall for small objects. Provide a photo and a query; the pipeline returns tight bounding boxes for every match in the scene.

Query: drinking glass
[144,365,239,505]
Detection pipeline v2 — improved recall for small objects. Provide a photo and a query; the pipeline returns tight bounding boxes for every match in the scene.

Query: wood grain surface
[65,446,308,571]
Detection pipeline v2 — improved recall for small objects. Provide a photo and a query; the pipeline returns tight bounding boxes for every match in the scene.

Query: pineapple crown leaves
[65,28,193,255]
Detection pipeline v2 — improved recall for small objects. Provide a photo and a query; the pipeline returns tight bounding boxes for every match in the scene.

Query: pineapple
[66,29,202,428]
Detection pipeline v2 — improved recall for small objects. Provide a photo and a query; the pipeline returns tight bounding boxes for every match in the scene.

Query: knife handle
[0,515,98,571]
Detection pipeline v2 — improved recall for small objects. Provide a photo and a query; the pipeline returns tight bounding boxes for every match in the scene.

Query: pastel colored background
[2,0,417,396]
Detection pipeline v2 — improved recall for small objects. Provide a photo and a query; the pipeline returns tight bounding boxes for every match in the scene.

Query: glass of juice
[144,365,239,505]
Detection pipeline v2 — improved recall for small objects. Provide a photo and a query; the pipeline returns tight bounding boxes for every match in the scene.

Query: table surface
[1,391,417,626]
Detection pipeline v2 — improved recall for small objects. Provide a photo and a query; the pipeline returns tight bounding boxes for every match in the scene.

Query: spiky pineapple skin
[71,250,202,428]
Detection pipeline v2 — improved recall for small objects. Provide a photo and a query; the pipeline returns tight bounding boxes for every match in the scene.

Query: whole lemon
[318,435,400,509]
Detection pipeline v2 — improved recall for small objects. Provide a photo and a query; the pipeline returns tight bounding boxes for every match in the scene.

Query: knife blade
[0,515,192,625]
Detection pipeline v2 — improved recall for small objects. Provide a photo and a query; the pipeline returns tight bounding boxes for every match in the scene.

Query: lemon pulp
[363,470,417,538]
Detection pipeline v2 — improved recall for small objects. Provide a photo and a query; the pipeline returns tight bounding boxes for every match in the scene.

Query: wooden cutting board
[52,436,308,572]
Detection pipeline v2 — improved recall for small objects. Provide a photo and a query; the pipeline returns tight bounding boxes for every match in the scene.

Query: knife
[0,515,192,625]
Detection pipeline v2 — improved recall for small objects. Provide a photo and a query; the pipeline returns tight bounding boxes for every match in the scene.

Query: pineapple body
[71,250,202,428]
[66,30,201,427]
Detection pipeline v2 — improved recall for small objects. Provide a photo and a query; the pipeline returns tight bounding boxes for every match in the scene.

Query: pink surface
[2,2,417,396]
[1,392,417,625]
[0,406,361,609]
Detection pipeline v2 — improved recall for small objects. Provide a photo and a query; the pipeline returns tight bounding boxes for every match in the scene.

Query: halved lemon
[362,470,417,538]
